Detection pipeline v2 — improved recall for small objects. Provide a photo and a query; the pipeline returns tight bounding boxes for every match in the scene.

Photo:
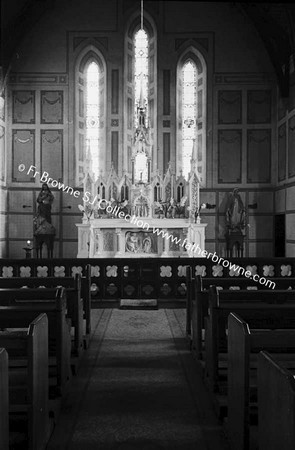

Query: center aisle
[47,309,228,450]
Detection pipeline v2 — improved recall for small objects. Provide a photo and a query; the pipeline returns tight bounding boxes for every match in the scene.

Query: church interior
[1,1,295,449]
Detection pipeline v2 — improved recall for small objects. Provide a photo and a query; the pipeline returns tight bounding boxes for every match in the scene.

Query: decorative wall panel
[163,70,170,115]
[149,55,154,83]
[12,130,35,182]
[79,134,84,160]
[41,130,63,181]
[41,91,63,124]
[127,98,132,130]
[197,90,203,119]
[163,133,170,174]
[103,230,115,251]
[278,123,286,182]
[247,129,271,183]
[247,90,271,124]
[218,130,242,183]
[111,70,119,114]
[127,55,132,83]
[218,90,241,124]
[9,214,33,239]
[0,126,5,181]
[288,116,295,178]
[12,91,35,124]
[79,89,84,117]
[111,131,119,173]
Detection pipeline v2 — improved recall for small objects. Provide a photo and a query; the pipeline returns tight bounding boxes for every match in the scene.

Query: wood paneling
[278,123,286,182]
[218,90,241,124]
[218,130,242,183]
[247,129,271,183]
[12,130,35,182]
[12,91,35,124]
[41,91,63,124]
[247,90,271,124]
[41,130,63,181]
[288,116,295,178]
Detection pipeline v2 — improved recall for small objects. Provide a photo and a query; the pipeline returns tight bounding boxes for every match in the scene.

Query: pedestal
[225,230,245,258]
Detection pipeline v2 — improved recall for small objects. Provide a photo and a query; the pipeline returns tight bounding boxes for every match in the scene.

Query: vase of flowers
[78,204,93,223]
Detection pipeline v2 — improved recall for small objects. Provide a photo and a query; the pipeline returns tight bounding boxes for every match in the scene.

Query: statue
[37,183,54,224]
[167,198,176,218]
[126,232,140,253]
[33,214,56,258]
[226,188,246,232]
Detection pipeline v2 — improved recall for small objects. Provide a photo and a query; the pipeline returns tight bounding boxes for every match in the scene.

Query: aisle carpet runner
[48,309,228,450]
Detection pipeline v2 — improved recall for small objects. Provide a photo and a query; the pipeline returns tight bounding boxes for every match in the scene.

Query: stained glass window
[182,60,197,179]
[134,29,149,128]
[86,61,100,174]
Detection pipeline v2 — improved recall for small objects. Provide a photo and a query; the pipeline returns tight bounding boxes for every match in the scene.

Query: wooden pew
[188,274,295,360]
[206,286,295,393]
[82,264,91,346]
[0,348,8,450]
[0,288,71,398]
[186,266,193,345]
[0,314,50,450]
[258,351,295,450]
[0,263,92,349]
[228,313,295,450]
[0,276,84,359]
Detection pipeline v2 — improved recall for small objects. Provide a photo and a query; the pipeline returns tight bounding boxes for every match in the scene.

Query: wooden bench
[0,263,92,348]
[187,273,295,359]
[0,287,71,398]
[0,314,50,450]
[206,286,295,393]
[0,276,84,359]
[258,351,295,450]
[228,312,295,450]
[0,348,8,450]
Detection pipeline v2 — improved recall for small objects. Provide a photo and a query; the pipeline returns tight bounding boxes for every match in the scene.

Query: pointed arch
[123,13,157,176]
[74,45,107,185]
[176,46,207,186]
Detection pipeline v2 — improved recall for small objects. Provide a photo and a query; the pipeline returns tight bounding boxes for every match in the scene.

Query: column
[161,228,170,256]
[116,228,124,256]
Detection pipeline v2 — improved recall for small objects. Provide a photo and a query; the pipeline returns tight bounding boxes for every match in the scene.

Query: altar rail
[0,258,294,304]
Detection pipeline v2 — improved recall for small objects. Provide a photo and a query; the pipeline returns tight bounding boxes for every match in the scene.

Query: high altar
[76,96,207,258]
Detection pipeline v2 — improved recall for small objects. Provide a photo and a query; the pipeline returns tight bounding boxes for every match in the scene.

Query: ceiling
[1,1,295,96]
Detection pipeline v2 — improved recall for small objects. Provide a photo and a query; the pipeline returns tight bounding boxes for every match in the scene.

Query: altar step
[120,299,158,310]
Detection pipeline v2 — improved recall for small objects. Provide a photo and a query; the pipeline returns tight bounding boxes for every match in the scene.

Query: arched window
[182,60,197,179]
[177,49,207,186]
[134,29,149,128]
[124,15,157,177]
[133,28,149,183]
[73,45,107,186]
[85,61,100,175]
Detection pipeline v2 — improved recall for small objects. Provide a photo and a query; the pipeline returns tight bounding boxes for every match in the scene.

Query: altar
[77,218,207,258]
[76,75,207,258]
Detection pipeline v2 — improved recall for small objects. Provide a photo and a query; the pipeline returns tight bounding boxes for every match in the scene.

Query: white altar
[77,218,207,258]
[76,75,207,258]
